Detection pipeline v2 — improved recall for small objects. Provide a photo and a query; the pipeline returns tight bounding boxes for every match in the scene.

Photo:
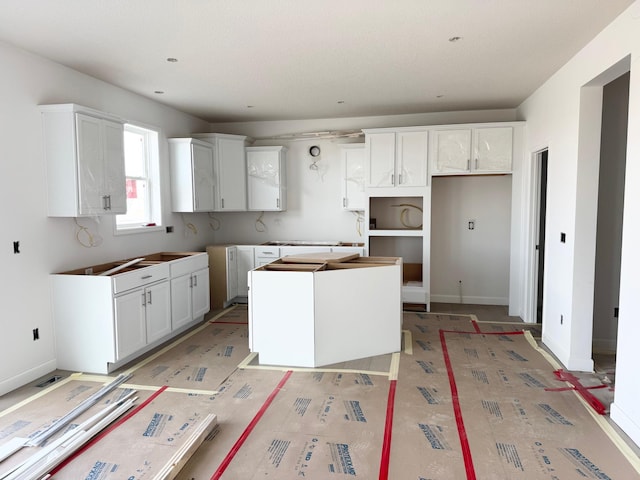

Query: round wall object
[309,145,321,157]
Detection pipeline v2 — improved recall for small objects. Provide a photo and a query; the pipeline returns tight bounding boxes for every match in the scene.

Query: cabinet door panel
[475,127,513,172]
[434,129,471,173]
[247,150,283,211]
[216,138,247,211]
[397,131,428,186]
[76,113,104,214]
[367,132,396,187]
[103,119,126,213]
[146,281,171,343]
[192,142,215,211]
[171,274,192,330]
[191,269,210,319]
[236,247,255,297]
[114,289,147,360]
[226,247,238,301]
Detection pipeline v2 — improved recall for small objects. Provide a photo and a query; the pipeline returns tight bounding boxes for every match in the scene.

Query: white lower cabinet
[236,246,255,297]
[171,267,210,331]
[51,252,209,374]
[115,280,171,360]
[249,257,402,367]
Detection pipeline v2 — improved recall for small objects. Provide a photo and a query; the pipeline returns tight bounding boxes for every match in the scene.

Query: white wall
[0,41,213,394]
[517,1,640,446]
[431,175,512,305]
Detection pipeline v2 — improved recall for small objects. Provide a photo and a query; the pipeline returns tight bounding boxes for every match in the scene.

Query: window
[116,124,161,232]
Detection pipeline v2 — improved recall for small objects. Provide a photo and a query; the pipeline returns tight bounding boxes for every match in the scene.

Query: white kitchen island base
[248,256,402,368]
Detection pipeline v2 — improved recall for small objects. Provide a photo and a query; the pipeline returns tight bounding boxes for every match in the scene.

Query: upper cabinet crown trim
[39,103,125,124]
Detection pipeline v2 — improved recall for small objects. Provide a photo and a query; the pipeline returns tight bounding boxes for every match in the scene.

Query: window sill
[114,225,165,236]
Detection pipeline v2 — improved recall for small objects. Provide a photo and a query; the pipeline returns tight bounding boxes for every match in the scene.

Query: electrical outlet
[468,220,475,230]
[33,328,39,341]
[560,315,563,325]
[560,232,566,243]
[13,241,20,254]
[166,225,174,233]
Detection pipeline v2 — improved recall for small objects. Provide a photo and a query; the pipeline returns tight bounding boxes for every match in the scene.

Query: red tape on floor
[378,379,397,480]
[440,330,477,480]
[210,370,293,480]
[471,320,482,333]
[547,369,607,415]
[50,385,169,475]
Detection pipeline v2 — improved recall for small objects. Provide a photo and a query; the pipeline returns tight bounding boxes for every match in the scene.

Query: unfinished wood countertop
[280,252,360,264]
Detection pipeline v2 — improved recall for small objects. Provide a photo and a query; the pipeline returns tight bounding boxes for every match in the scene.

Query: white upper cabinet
[246,146,287,211]
[169,138,215,212]
[364,128,428,188]
[41,104,126,217]
[475,126,513,172]
[193,133,249,212]
[431,126,513,174]
[341,144,366,211]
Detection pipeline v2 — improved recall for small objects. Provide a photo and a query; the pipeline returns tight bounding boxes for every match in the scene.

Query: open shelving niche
[365,194,430,308]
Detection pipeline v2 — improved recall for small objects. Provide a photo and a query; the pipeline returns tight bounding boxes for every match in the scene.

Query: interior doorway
[592,72,629,377]
[534,150,548,325]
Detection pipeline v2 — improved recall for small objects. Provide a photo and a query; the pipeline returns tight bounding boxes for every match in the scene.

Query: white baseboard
[0,359,57,396]
[543,332,594,372]
[611,402,640,449]
[430,294,508,306]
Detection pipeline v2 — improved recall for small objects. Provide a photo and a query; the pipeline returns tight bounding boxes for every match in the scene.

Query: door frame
[524,146,549,324]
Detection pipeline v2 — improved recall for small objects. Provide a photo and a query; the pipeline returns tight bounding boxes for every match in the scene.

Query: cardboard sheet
[2,310,638,479]
[0,377,217,479]
[123,321,249,391]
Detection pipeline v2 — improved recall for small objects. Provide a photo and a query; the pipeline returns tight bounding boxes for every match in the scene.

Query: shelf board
[367,229,423,237]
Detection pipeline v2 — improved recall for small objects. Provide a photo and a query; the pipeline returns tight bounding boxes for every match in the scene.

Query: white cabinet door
[114,289,147,360]
[215,136,247,211]
[246,146,287,211]
[396,130,428,187]
[366,130,428,187]
[191,268,210,319]
[192,142,216,211]
[367,132,396,187]
[76,113,104,215]
[146,281,171,343]
[102,119,127,213]
[432,129,472,173]
[169,138,215,212]
[76,114,126,214]
[474,127,513,172]
[432,126,513,174]
[236,246,255,297]
[171,273,192,330]
[341,145,366,210]
[226,246,239,302]
[42,105,126,217]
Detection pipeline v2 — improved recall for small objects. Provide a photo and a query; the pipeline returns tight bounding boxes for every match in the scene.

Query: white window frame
[115,123,163,235]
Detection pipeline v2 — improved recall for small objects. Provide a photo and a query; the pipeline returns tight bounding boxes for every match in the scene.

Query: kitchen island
[248,253,402,368]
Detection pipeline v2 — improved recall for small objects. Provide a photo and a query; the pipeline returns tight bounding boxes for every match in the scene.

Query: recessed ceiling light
[166,57,178,62]
[247,105,254,108]
[337,100,345,104]
[154,90,164,94]
[436,95,444,98]
[448,36,462,42]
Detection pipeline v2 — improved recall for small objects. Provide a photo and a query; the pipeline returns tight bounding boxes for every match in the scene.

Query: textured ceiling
[0,0,633,122]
